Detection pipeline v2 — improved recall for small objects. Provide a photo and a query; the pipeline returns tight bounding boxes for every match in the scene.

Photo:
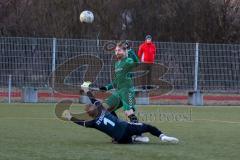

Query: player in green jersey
[99,41,140,123]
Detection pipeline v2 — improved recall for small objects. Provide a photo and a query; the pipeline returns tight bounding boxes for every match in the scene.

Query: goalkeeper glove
[81,81,92,93]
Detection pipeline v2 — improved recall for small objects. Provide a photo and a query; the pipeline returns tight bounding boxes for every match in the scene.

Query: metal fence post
[188,43,203,106]
[194,43,199,92]
[8,75,12,104]
[51,38,57,102]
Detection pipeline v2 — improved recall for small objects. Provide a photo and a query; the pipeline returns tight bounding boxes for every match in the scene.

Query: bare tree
[0,0,239,42]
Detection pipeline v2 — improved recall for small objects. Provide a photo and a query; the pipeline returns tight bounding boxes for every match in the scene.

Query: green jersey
[106,49,139,90]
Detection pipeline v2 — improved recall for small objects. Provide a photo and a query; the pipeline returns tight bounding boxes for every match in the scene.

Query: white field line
[1,117,240,124]
[0,117,58,120]
[194,118,240,124]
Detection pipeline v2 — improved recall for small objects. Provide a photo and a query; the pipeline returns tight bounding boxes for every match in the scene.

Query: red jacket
[138,42,156,64]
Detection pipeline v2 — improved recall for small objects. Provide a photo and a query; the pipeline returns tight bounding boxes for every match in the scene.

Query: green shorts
[104,87,136,111]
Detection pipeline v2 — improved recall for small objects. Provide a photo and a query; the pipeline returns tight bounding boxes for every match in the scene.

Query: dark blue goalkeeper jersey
[74,110,128,141]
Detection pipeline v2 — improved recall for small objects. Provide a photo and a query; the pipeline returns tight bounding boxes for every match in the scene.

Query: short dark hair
[116,41,127,51]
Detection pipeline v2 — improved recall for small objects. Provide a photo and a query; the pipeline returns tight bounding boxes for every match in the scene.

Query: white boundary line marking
[0,117,58,120]
[194,118,240,124]
[1,117,240,124]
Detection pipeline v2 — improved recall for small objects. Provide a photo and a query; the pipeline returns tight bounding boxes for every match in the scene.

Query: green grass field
[0,103,240,160]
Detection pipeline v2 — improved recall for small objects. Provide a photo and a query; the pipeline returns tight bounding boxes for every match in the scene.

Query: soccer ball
[80,10,94,23]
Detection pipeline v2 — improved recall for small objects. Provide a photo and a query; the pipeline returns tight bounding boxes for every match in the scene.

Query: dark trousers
[118,122,162,144]
[141,63,153,88]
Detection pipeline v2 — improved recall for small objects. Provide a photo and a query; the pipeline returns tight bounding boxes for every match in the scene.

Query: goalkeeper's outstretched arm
[61,109,94,127]
[71,116,95,127]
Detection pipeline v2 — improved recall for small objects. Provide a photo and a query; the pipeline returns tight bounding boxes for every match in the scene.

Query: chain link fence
[0,37,239,103]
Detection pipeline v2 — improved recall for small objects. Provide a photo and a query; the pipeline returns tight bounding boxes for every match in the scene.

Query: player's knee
[124,109,134,117]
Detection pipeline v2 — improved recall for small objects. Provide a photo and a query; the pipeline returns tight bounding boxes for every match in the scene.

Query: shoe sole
[133,136,150,143]
[162,139,179,144]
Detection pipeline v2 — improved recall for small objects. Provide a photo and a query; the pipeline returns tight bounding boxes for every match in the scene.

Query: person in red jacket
[138,35,156,64]
[138,35,156,89]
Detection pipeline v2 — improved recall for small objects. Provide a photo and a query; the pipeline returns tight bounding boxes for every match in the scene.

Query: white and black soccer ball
[80,10,94,23]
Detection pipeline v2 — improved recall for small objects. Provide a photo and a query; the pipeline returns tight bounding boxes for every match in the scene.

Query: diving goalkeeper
[61,90,179,144]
